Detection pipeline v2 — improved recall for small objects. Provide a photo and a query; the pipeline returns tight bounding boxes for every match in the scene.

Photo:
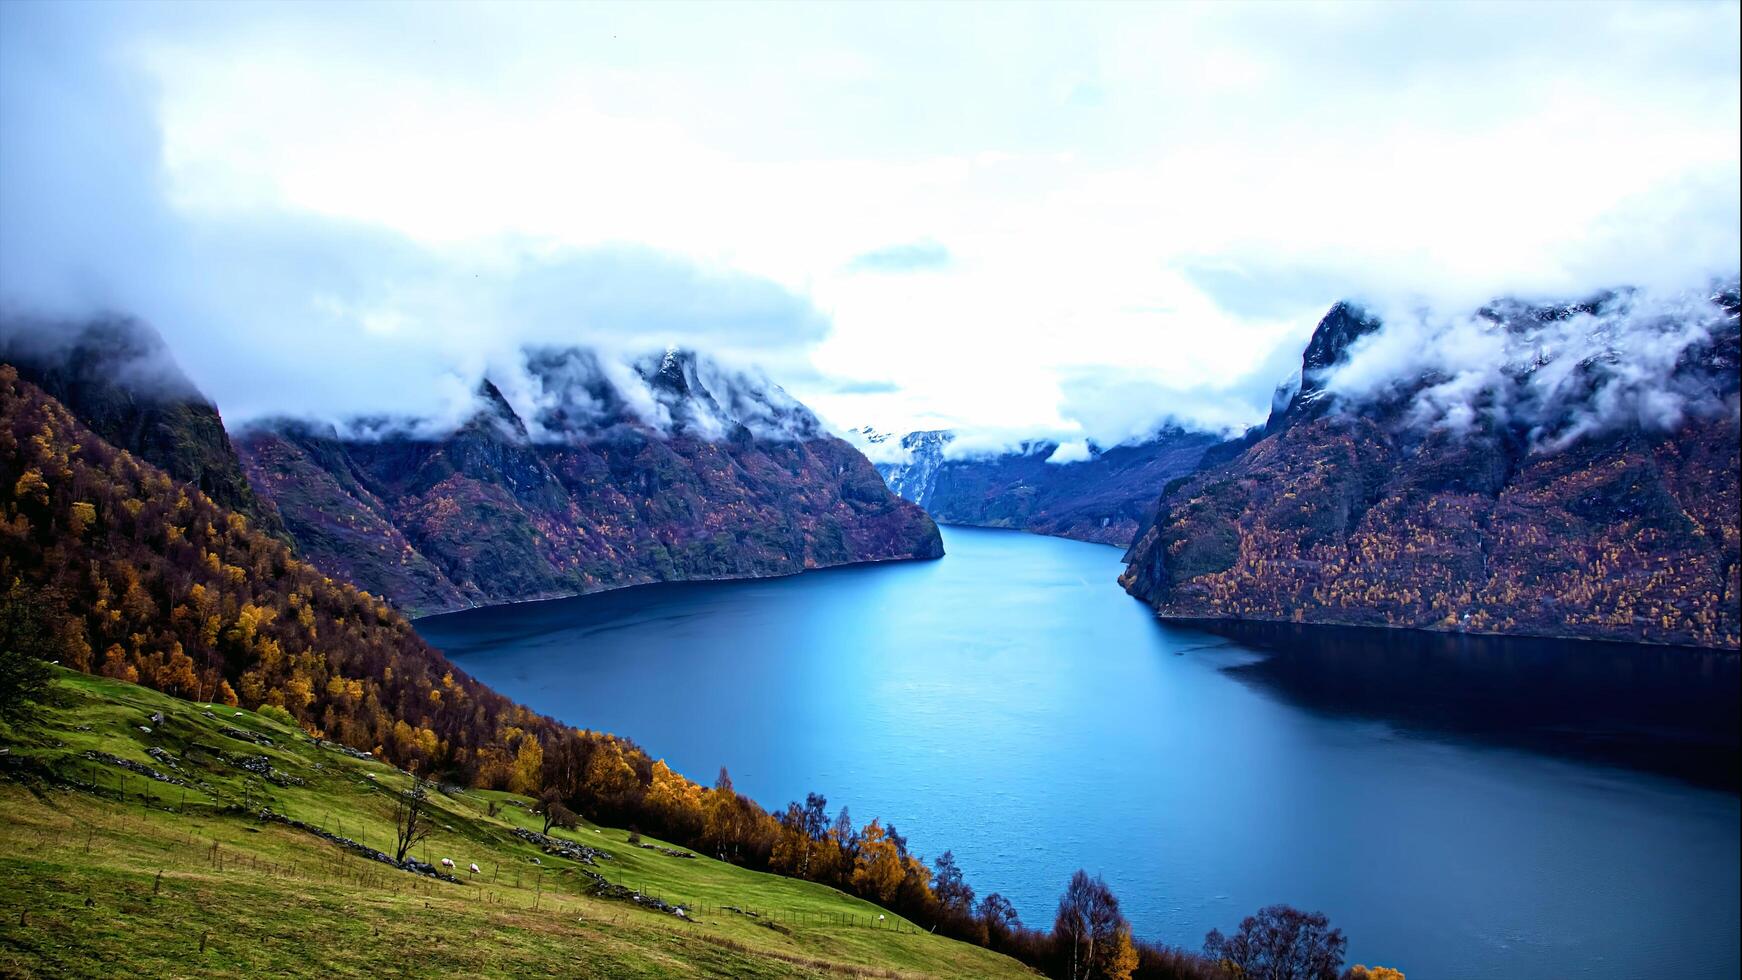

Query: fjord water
[417,526,1740,979]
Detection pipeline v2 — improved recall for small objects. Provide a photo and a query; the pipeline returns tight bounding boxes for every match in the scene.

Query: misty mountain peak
[2,314,291,542]
[1260,286,1740,452]
[466,377,531,443]
[1,315,204,406]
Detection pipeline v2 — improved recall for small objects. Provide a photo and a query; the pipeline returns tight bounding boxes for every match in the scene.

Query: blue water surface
[417,526,1740,979]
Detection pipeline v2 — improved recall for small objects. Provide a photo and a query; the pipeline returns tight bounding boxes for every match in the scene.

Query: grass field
[0,671,1034,979]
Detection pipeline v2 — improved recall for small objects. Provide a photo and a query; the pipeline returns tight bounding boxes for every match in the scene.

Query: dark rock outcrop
[510,826,612,867]
[81,750,186,786]
[1,317,291,545]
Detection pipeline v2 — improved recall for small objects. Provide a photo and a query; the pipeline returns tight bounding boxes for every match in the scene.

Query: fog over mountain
[1323,287,1741,451]
[2,2,1738,450]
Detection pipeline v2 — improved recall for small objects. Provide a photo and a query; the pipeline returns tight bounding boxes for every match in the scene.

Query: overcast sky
[2,1,1737,443]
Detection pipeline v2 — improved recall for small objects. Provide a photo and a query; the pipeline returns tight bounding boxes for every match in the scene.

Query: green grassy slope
[0,671,1034,979]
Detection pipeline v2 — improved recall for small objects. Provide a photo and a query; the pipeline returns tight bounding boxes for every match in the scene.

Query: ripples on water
[417,526,1740,980]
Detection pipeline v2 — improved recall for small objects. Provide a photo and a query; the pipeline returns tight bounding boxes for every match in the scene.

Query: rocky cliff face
[1,317,292,546]
[239,349,942,616]
[870,426,1230,546]
[1122,287,1741,649]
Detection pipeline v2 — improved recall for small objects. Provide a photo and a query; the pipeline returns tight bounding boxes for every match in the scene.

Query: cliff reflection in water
[1198,620,1741,791]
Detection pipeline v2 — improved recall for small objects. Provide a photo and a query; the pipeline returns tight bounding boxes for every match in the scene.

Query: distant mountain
[1122,286,1742,649]
[867,426,1232,546]
[0,316,292,546]
[239,348,943,616]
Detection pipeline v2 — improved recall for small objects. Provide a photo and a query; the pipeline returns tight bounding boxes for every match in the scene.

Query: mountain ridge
[1122,286,1742,650]
[240,348,942,616]
[0,316,293,546]
[867,425,1232,547]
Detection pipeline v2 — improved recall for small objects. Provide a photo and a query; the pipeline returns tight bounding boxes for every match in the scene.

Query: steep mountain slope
[1,317,291,545]
[239,349,942,616]
[1122,288,1742,649]
[868,427,1230,546]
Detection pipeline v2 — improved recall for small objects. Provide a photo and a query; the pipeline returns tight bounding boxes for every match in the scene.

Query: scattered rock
[635,842,697,859]
[308,737,372,760]
[144,747,188,775]
[231,754,303,786]
[255,809,461,882]
[510,827,612,867]
[81,750,186,786]
[218,726,273,747]
[589,880,688,917]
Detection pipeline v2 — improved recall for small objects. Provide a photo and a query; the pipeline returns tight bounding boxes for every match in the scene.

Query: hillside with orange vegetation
[1122,289,1741,649]
[239,349,942,617]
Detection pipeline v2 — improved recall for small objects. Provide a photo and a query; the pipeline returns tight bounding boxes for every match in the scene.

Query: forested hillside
[1122,288,1742,649]
[2,318,291,546]
[240,349,943,617]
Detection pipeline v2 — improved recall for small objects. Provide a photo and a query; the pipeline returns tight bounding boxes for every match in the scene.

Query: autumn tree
[509,731,544,796]
[1203,904,1347,980]
[392,773,435,865]
[979,892,1023,949]
[851,819,906,904]
[770,802,810,877]
[1054,870,1134,980]
[0,580,55,728]
[1345,966,1405,980]
[825,805,859,886]
[643,759,705,840]
[934,850,976,916]
[535,786,578,834]
[770,790,833,879]
[802,792,830,840]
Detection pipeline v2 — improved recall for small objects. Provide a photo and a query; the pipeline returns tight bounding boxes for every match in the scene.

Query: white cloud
[1324,287,1739,450]
[1045,440,1092,464]
[2,1,1736,445]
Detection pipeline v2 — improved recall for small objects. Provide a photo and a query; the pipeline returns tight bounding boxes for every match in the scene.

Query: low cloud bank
[1324,284,1740,450]
[308,345,824,446]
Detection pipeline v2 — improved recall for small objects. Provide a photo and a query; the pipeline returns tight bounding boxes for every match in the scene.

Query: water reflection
[1196,621,1741,790]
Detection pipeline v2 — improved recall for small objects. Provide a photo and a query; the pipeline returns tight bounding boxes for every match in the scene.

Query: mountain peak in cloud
[1276,282,1742,453]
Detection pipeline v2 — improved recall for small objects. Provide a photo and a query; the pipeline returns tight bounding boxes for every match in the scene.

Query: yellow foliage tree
[851,820,905,904]
[509,733,544,796]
